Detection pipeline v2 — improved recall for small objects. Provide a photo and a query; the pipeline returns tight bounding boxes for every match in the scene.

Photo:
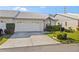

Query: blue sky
[0,6,79,14]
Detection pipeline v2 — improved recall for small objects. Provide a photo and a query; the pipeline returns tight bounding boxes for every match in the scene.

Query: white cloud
[13,7,28,11]
[40,6,47,8]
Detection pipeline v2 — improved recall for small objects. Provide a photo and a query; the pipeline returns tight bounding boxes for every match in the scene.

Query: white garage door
[15,22,44,32]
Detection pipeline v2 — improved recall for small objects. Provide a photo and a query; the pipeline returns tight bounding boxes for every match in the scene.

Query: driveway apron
[0,32,60,49]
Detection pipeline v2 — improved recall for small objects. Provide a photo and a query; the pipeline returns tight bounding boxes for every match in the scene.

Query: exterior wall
[0,18,44,23]
[14,19,43,23]
[55,15,78,30]
[0,18,14,23]
[51,20,57,26]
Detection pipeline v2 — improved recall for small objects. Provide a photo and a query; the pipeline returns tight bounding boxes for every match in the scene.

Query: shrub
[57,34,63,39]
[60,27,65,32]
[76,27,79,31]
[57,33,67,40]
[52,25,61,31]
[4,29,14,34]
[65,29,70,32]
[6,23,15,30]
[44,24,53,32]
[6,23,15,34]
[65,27,75,33]
[62,33,67,40]
[68,27,73,32]
[44,24,61,32]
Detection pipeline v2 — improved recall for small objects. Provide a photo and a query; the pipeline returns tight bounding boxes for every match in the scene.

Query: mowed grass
[48,31,79,43]
[0,35,11,45]
[67,31,79,42]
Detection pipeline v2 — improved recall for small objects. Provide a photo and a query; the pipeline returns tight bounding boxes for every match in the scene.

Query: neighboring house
[54,13,79,30]
[0,10,56,32]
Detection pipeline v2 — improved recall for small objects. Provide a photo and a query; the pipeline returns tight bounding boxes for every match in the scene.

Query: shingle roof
[16,12,48,19]
[58,13,79,20]
[0,10,18,18]
[0,10,48,20]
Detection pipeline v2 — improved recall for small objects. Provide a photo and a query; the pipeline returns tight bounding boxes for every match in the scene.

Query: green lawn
[67,31,79,42]
[48,31,79,44]
[0,35,11,45]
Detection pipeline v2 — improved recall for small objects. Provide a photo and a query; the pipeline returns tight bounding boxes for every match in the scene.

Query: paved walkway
[0,32,60,49]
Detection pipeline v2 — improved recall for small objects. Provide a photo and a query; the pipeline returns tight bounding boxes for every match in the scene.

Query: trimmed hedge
[6,23,15,30]
[6,23,15,34]
[44,24,61,32]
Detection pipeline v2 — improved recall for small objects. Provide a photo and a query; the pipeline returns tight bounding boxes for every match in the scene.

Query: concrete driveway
[10,32,43,38]
[0,32,60,49]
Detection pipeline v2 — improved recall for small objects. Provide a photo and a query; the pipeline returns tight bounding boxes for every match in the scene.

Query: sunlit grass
[0,35,11,45]
[48,31,79,43]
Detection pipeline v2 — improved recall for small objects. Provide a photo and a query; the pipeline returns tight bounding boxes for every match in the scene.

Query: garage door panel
[15,22,43,32]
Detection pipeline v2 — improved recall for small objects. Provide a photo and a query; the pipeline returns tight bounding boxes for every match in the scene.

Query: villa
[54,13,79,30]
[0,10,56,32]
